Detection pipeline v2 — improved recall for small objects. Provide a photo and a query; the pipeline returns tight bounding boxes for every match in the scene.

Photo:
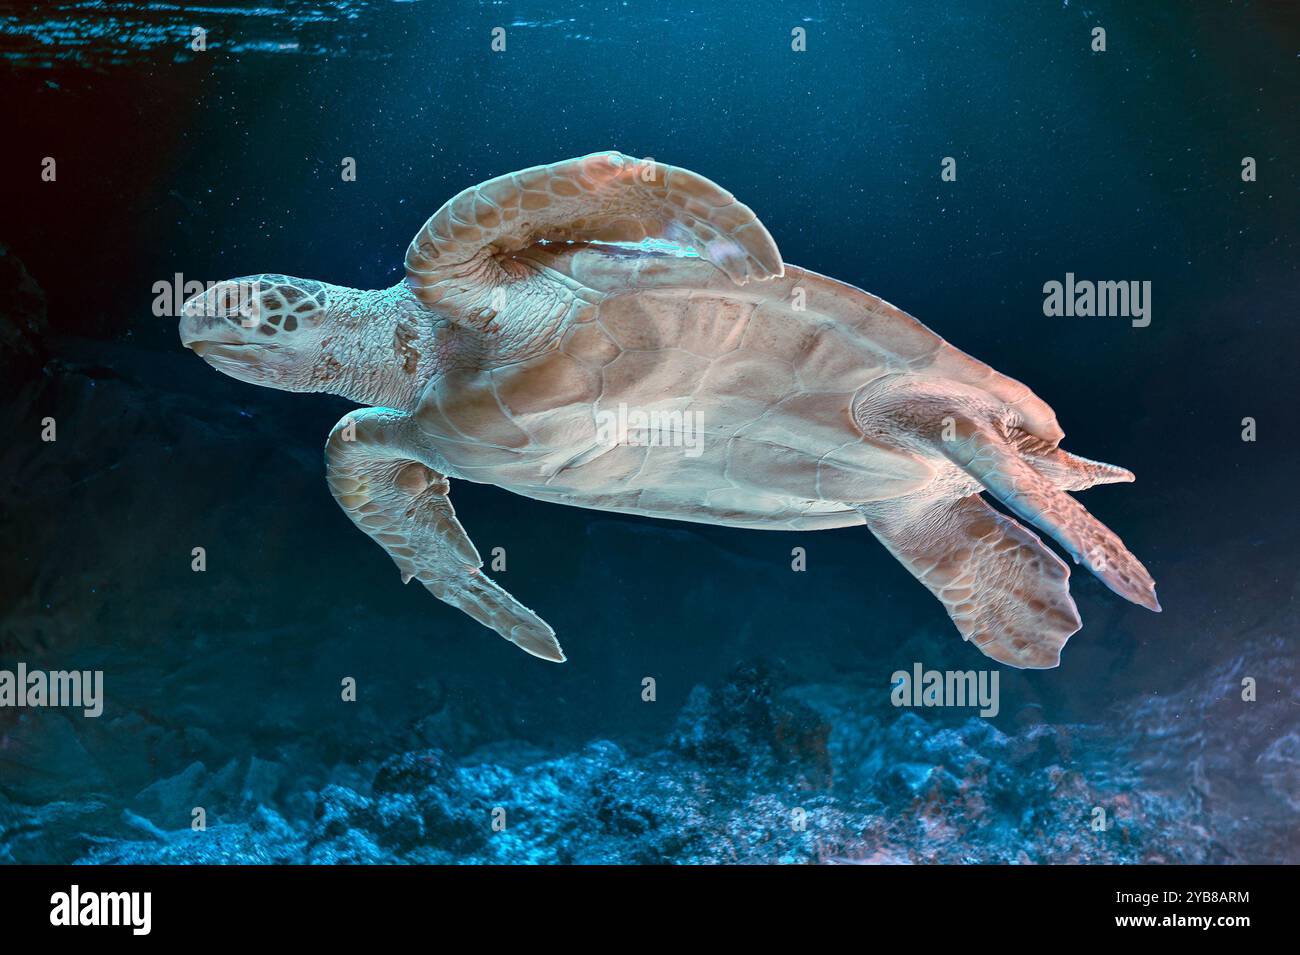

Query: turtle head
[180,274,435,407]
[179,274,334,392]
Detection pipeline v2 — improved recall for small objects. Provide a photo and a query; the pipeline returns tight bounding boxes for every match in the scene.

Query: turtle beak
[179,296,289,386]
[179,300,252,352]
[182,331,293,388]
[178,278,268,349]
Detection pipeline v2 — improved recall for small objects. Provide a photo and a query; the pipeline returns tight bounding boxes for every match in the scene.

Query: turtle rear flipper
[852,376,1158,665]
[857,495,1081,669]
[936,414,1160,613]
[854,376,1160,615]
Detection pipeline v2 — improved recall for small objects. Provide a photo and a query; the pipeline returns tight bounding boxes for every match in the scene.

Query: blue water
[0,0,1296,863]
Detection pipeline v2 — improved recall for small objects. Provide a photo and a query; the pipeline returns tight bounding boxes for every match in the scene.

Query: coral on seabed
[2,656,1290,865]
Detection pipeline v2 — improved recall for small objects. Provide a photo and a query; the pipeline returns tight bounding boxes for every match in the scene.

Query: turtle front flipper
[324,409,564,662]
[404,151,784,299]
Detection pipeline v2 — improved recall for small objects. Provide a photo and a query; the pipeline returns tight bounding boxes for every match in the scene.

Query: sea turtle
[178,151,1159,668]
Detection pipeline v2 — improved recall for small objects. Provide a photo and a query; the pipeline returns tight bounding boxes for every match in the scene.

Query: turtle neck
[310,282,445,410]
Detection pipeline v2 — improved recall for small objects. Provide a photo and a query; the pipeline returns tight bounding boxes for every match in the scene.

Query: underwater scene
[0,0,1297,873]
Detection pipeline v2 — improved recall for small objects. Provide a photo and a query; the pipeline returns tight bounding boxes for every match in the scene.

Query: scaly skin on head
[179,275,449,411]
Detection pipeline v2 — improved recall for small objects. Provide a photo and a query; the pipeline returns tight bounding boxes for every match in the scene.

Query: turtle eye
[213,286,239,317]
[203,281,262,327]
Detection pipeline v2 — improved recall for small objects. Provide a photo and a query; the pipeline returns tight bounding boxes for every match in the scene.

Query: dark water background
[0,0,1296,863]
